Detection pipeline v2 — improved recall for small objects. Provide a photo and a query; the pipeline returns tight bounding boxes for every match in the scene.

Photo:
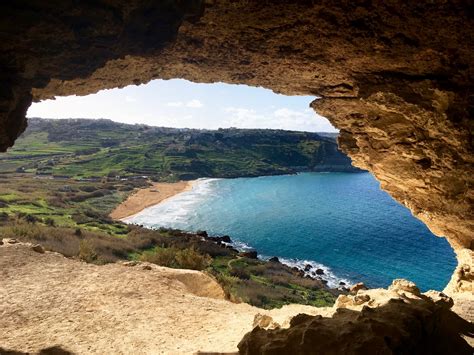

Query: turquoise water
[126,172,457,291]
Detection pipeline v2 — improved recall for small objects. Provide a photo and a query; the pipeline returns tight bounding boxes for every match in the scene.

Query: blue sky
[27,79,337,132]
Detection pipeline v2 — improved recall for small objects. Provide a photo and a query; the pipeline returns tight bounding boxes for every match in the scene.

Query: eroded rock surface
[239,280,474,354]
[0,0,472,337]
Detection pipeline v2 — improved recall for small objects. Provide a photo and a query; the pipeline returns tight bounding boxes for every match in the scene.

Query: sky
[27,79,337,132]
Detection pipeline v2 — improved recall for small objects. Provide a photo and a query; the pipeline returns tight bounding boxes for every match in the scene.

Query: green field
[0,118,358,179]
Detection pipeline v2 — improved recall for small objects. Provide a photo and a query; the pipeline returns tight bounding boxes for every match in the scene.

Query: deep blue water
[126,172,457,291]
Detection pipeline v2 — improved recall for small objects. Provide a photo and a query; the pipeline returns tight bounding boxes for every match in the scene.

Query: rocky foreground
[1,240,472,354]
[0,240,331,354]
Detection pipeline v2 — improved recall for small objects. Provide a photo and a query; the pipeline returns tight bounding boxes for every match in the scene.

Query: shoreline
[109,180,195,220]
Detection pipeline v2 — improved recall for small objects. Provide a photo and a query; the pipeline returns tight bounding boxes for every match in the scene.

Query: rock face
[239,280,474,354]
[0,0,472,343]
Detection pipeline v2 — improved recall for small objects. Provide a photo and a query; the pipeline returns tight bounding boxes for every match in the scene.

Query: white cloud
[222,106,338,133]
[167,99,203,109]
[274,108,306,119]
[125,96,137,103]
[167,101,183,107]
[186,99,203,108]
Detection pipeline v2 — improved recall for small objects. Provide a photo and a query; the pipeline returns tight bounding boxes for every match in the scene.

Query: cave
[0,0,472,353]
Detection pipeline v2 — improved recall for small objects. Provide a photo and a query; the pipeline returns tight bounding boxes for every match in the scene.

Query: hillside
[0,118,360,180]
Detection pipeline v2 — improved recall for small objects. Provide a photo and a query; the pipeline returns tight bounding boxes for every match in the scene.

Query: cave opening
[2,78,453,292]
[1,1,472,352]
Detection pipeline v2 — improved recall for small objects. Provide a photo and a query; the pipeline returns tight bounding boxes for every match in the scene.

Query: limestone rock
[253,314,280,330]
[0,0,473,339]
[389,279,421,296]
[31,244,45,254]
[122,261,139,267]
[424,290,454,309]
[239,288,474,355]
[350,282,368,294]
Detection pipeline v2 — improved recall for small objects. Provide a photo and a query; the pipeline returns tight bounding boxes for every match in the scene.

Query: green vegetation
[0,118,350,309]
[138,246,212,271]
[0,217,339,309]
[0,118,359,180]
[0,174,141,235]
[209,257,337,308]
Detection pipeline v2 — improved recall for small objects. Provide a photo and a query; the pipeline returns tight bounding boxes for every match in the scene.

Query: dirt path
[0,241,328,354]
[109,180,194,220]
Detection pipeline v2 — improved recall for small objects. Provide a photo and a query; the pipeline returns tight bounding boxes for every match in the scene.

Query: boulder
[350,282,368,294]
[389,279,421,296]
[196,230,208,238]
[220,235,232,243]
[31,244,45,254]
[424,291,454,309]
[304,264,312,271]
[253,314,280,330]
[315,268,324,275]
[268,256,280,263]
[122,261,138,267]
[240,250,258,259]
[353,294,371,305]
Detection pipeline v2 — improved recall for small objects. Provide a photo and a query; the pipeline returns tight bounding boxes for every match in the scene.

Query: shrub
[78,185,98,193]
[45,218,55,227]
[175,247,212,270]
[79,240,97,263]
[0,212,9,222]
[230,267,251,280]
[139,247,177,267]
[139,247,212,271]
[24,214,38,224]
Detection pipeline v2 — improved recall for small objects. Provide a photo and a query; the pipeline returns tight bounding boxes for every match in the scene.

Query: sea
[124,172,457,291]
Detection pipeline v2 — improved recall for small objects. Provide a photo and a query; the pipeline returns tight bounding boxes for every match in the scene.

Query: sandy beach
[110,180,194,220]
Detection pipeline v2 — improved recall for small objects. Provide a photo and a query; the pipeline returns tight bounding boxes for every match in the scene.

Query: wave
[221,240,353,289]
[269,256,352,289]
[124,178,220,227]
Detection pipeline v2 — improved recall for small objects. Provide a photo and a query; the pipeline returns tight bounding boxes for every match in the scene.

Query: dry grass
[0,219,232,267]
[139,247,212,271]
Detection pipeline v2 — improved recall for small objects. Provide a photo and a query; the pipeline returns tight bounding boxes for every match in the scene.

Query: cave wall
[0,0,472,302]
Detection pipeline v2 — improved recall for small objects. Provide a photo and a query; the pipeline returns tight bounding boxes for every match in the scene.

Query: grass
[0,174,146,236]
